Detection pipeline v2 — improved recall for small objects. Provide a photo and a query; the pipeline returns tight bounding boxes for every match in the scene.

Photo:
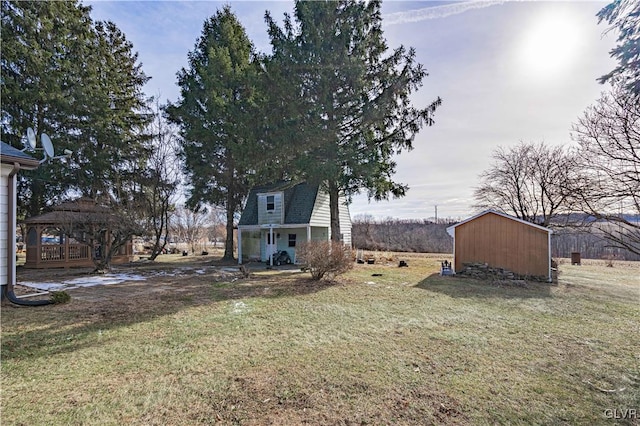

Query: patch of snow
[154,270,178,277]
[232,301,248,314]
[19,273,146,291]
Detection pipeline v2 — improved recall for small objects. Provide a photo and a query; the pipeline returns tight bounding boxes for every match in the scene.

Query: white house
[237,181,351,264]
[1,141,39,297]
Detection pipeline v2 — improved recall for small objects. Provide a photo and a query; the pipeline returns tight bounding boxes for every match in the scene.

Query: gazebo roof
[23,198,114,225]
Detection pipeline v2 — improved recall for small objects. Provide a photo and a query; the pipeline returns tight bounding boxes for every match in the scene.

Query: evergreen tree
[1,0,93,216]
[166,6,263,260]
[265,0,441,241]
[1,1,151,217]
[73,20,152,203]
[597,0,640,97]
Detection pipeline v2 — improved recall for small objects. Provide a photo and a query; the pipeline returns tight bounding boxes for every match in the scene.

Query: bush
[50,291,71,304]
[296,240,353,280]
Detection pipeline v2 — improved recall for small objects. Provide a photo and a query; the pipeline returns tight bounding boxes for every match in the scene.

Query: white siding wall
[309,191,352,246]
[0,164,11,286]
[309,191,330,227]
[258,192,284,225]
[338,196,352,247]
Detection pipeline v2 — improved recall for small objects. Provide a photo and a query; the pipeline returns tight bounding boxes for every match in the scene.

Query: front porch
[237,224,329,265]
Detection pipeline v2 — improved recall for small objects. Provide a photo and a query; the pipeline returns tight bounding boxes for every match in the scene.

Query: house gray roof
[1,141,40,169]
[238,181,319,226]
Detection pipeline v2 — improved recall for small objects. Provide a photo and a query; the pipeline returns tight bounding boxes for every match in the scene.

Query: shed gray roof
[1,141,40,169]
[238,181,319,226]
[446,209,553,238]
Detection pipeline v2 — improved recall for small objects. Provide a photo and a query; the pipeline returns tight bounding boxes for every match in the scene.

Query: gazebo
[23,198,133,269]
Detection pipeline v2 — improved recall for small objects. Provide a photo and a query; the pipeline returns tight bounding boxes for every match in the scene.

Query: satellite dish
[41,133,54,158]
[26,127,37,149]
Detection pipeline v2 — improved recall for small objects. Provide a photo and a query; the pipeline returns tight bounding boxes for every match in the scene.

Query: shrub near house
[297,240,353,280]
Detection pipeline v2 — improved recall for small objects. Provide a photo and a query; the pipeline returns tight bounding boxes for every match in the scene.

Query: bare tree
[58,198,145,272]
[171,206,209,254]
[570,81,640,255]
[142,97,181,260]
[473,142,575,226]
[206,207,226,249]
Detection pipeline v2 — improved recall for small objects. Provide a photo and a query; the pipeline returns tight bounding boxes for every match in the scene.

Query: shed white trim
[446,209,553,237]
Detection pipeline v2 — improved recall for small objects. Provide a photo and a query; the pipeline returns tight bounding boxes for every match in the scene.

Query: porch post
[269,226,274,267]
[237,228,243,265]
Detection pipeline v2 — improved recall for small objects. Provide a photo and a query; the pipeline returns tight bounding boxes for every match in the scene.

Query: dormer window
[266,195,275,211]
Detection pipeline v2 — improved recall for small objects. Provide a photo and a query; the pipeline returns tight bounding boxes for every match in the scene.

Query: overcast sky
[85,0,617,221]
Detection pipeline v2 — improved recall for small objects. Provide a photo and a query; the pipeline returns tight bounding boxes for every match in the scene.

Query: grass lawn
[1,253,638,425]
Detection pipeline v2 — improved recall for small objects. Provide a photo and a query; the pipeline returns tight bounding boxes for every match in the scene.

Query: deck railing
[40,244,91,262]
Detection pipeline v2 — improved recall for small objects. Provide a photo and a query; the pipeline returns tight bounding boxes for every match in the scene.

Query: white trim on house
[1,142,39,292]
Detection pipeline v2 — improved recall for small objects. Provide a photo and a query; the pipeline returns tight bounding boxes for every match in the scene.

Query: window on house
[288,234,297,247]
[266,195,275,211]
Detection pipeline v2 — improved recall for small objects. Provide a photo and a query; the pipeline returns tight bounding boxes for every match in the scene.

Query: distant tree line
[352,215,453,254]
[351,214,640,261]
[551,226,640,261]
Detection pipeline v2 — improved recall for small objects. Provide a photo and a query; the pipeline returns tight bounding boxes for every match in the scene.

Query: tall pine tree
[265,0,441,241]
[73,20,152,204]
[166,6,263,260]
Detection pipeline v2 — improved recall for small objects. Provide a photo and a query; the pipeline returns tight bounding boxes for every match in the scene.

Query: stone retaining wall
[459,262,548,282]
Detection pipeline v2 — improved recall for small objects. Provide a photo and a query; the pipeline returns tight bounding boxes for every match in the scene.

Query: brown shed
[446,210,552,282]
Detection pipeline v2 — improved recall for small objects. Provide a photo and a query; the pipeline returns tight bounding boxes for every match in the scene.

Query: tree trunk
[93,239,111,273]
[223,192,236,260]
[149,203,169,261]
[329,182,341,242]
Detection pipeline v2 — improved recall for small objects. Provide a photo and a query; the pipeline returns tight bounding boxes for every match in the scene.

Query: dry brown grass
[1,253,638,425]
